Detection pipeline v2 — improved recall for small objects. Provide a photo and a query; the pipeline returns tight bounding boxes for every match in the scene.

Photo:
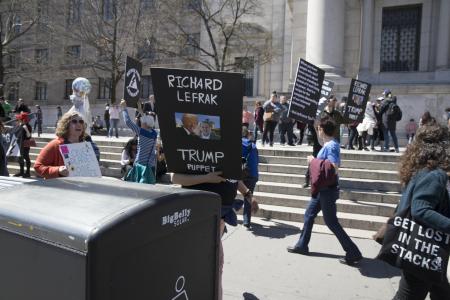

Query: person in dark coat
[13,98,31,114]
[0,120,9,176]
[379,89,400,152]
[392,119,450,299]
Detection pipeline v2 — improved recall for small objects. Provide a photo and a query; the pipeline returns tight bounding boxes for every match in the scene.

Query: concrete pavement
[222,217,402,300]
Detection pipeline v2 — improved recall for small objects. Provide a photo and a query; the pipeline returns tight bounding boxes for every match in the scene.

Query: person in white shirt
[108,104,120,138]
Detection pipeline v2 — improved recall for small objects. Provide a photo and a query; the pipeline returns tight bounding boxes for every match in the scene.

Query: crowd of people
[0,87,449,300]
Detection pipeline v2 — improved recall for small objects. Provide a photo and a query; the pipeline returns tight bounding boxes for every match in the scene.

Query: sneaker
[287,246,309,255]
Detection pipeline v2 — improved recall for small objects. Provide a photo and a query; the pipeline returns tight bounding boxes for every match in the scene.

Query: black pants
[254,123,263,142]
[393,271,450,300]
[348,126,358,149]
[262,121,277,145]
[297,126,305,145]
[18,147,31,175]
[279,122,294,145]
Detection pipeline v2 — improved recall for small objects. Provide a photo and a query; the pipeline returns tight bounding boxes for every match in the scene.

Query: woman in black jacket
[392,119,450,299]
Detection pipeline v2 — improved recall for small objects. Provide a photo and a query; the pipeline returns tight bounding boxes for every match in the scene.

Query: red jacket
[34,137,65,179]
[309,158,337,197]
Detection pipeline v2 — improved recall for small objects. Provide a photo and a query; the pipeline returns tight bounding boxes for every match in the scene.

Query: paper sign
[59,142,101,177]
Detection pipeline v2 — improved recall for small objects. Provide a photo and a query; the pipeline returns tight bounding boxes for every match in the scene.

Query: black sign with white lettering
[288,59,325,123]
[151,68,244,179]
[124,56,142,108]
[320,80,334,99]
[343,79,371,122]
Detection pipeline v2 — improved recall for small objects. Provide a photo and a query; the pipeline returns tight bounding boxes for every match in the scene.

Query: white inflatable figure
[68,77,92,135]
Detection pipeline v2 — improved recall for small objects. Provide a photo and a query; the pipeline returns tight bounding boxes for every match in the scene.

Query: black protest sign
[124,56,142,108]
[343,79,371,122]
[288,59,325,123]
[151,68,244,179]
[320,80,334,99]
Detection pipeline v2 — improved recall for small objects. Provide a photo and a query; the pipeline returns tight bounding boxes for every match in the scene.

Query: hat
[383,89,391,96]
[15,112,30,123]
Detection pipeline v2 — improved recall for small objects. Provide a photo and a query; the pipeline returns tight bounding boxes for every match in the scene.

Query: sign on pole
[151,68,244,179]
[343,79,372,122]
[288,59,325,123]
[124,56,142,109]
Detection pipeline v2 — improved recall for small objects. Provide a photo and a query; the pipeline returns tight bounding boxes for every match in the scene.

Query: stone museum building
[3,0,449,128]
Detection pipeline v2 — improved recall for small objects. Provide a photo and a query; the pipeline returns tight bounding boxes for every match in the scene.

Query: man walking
[278,96,294,146]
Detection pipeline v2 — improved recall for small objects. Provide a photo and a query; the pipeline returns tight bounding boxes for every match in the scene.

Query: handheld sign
[320,80,334,99]
[124,56,142,109]
[151,68,244,179]
[59,142,101,177]
[343,79,372,122]
[288,59,325,123]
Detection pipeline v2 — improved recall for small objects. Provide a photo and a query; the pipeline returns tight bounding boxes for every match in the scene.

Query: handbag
[376,174,450,283]
[263,112,273,122]
[23,138,36,148]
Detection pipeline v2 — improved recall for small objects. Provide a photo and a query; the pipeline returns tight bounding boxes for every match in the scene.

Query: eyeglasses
[71,119,85,125]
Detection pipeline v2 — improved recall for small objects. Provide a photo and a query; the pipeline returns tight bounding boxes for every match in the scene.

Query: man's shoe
[287,246,309,255]
[300,183,309,188]
[23,173,31,178]
[339,256,362,266]
[395,148,400,153]
[288,143,295,146]
[13,173,23,177]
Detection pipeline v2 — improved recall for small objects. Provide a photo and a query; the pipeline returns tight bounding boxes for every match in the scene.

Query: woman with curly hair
[34,111,99,179]
[393,118,450,300]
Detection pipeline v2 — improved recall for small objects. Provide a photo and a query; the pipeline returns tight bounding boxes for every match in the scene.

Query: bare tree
[152,0,274,72]
[54,0,145,103]
[0,0,40,96]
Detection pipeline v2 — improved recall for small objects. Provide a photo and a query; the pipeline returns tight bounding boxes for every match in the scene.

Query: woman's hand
[58,166,69,177]
[307,155,314,164]
[120,99,127,109]
[203,171,226,183]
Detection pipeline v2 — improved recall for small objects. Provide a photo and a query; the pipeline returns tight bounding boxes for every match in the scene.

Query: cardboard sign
[288,59,325,123]
[150,67,244,179]
[124,56,143,109]
[59,142,101,177]
[343,79,372,122]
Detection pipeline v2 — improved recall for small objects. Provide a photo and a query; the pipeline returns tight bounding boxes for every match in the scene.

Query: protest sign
[151,67,244,179]
[320,80,334,99]
[124,56,142,109]
[343,79,371,122]
[3,126,22,157]
[59,142,101,177]
[288,59,325,123]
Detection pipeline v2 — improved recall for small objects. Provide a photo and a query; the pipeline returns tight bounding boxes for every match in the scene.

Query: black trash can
[0,177,221,300]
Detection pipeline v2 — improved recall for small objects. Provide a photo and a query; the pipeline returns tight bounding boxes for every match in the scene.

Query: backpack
[387,102,402,122]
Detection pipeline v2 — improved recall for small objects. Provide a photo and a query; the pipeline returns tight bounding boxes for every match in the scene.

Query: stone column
[436,0,450,69]
[305,0,345,75]
[360,0,374,73]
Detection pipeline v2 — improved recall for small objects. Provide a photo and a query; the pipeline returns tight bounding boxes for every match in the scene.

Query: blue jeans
[243,177,258,225]
[294,187,362,259]
[383,127,399,150]
[109,118,119,138]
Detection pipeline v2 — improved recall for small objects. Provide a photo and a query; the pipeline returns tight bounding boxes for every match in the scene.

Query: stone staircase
[7,136,401,235]
[252,147,401,233]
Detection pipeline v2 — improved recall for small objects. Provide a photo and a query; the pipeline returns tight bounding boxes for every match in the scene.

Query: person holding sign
[390,120,450,299]
[34,112,100,179]
[120,99,158,184]
[288,117,363,266]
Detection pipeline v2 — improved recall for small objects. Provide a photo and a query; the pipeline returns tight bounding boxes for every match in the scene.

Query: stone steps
[254,204,388,232]
[259,155,398,171]
[15,135,401,235]
[259,164,398,181]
